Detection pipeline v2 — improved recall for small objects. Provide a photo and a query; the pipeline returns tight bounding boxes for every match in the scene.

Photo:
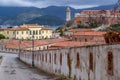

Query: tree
[0,34,5,39]
[59,29,64,36]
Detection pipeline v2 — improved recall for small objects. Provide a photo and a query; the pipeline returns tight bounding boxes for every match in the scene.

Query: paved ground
[0,53,59,80]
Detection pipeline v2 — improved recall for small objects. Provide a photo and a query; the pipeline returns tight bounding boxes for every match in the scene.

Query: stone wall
[19,44,120,80]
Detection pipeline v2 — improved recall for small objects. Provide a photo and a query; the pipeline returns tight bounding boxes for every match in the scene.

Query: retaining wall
[19,44,120,80]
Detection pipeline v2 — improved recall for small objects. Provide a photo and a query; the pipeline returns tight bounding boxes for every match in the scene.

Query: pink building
[74,10,120,25]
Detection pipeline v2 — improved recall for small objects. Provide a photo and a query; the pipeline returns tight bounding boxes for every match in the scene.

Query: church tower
[66,7,71,22]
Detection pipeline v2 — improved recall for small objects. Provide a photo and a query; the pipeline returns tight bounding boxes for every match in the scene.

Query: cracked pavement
[0,53,59,80]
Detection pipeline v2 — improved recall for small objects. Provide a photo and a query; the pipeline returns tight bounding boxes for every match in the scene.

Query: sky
[0,0,118,9]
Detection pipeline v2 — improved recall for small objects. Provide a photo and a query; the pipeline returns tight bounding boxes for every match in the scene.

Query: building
[64,28,94,37]
[74,10,120,25]
[72,31,106,44]
[0,24,53,40]
[66,7,71,22]
[52,32,60,38]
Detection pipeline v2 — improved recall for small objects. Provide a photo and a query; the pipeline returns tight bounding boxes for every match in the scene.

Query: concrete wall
[19,44,120,80]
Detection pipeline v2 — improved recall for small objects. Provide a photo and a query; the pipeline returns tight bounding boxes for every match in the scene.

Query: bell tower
[66,7,71,22]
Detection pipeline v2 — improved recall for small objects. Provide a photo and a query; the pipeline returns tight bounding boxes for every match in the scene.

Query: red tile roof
[73,32,106,36]
[5,37,70,49]
[41,27,52,30]
[67,29,93,32]
[0,28,5,31]
[51,41,105,48]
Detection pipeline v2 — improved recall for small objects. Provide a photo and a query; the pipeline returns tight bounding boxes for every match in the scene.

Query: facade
[74,10,120,25]
[0,24,53,40]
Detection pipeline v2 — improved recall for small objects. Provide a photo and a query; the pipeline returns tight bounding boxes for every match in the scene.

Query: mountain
[0,7,41,19]
[0,4,115,26]
[40,6,77,19]
[81,4,114,10]
[26,15,65,26]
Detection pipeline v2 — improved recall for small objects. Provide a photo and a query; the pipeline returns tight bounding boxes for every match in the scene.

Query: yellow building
[21,24,52,39]
[1,28,15,39]
[0,24,53,40]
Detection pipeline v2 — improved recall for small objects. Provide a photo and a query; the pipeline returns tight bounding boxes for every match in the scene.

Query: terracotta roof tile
[0,28,5,31]
[51,41,105,48]
[5,37,70,49]
[67,29,93,32]
[73,32,106,36]
[41,27,52,30]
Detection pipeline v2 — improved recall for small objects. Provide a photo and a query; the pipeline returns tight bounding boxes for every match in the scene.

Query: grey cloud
[0,0,118,8]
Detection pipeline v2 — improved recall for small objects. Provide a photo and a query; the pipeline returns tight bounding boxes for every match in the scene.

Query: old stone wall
[19,44,120,80]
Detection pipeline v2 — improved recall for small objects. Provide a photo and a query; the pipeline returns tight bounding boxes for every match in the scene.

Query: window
[76,53,80,68]
[39,36,41,39]
[33,30,35,35]
[7,31,9,34]
[89,52,93,71]
[26,31,28,34]
[60,53,62,65]
[36,30,38,35]
[107,51,114,75]
[22,31,24,34]
[17,31,19,34]
[30,31,32,35]
[42,36,44,39]
[75,37,77,41]
[54,53,56,64]
[39,30,41,34]
[13,31,15,34]
[85,38,87,42]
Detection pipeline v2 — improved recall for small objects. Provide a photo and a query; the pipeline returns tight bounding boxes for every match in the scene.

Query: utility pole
[32,35,35,67]
[18,39,21,59]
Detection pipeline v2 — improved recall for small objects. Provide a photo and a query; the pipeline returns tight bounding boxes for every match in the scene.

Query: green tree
[59,29,64,36]
[0,34,5,39]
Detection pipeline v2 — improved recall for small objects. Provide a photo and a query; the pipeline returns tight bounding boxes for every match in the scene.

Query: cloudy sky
[0,0,118,9]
